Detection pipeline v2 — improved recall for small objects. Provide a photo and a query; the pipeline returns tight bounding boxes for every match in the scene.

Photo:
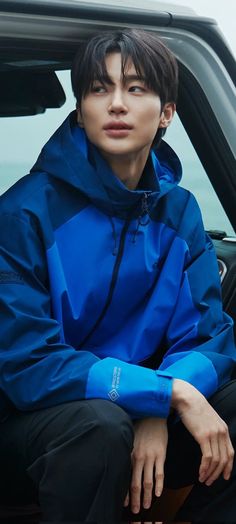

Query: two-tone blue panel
[83,221,191,363]
[46,204,118,346]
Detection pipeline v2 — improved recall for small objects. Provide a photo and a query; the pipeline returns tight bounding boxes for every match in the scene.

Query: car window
[0,71,75,194]
[164,114,235,236]
[0,70,234,236]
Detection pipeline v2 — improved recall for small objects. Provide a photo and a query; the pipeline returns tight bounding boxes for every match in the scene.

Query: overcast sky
[169,0,236,56]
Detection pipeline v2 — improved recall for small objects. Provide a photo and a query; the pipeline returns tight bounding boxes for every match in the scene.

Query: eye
[91,84,106,93]
[129,85,146,93]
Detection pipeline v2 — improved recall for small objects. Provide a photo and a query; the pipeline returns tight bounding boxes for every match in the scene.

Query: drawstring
[140,192,151,225]
[132,192,151,244]
[108,192,151,253]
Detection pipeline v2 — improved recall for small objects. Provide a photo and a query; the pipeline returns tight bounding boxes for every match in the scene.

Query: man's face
[77,52,174,161]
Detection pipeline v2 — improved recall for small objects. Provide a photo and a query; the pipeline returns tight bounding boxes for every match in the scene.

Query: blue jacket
[0,111,235,421]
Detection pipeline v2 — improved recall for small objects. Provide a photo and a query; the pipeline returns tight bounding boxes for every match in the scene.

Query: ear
[159,102,176,129]
[76,107,84,128]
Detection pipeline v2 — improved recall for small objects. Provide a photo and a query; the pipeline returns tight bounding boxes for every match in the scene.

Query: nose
[108,88,128,114]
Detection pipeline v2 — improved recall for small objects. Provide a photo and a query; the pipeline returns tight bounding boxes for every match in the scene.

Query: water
[0,163,30,195]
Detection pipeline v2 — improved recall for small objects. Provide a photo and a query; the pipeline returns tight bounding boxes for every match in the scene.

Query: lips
[103,121,132,130]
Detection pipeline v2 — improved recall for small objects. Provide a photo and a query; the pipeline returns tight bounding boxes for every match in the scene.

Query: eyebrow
[94,74,146,85]
[122,74,146,83]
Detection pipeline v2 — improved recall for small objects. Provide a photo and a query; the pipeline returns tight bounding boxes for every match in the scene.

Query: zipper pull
[139,192,150,226]
[142,192,149,214]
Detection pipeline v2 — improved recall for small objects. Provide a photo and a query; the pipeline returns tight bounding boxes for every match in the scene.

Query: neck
[100,149,150,190]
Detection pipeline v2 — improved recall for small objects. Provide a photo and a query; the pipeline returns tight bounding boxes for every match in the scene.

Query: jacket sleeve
[0,212,172,419]
[158,195,236,399]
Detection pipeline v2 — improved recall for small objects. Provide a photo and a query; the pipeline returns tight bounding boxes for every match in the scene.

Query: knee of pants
[87,398,134,454]
[72,398,134,462]
[27,399,134,488]
[28,398,134,461]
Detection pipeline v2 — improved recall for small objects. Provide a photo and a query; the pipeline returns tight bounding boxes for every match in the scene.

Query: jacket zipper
[79,218,131,349]
[139,192,150,225]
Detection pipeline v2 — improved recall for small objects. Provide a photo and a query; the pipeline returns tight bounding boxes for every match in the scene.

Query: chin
[97,145,134,156]
[99,141,145,156]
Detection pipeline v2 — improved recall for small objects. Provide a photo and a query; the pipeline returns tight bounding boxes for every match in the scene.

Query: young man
[0,29,235,523]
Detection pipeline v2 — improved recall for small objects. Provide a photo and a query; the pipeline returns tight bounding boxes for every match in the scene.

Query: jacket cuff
[155,372,173,418]
[85,357,173,418]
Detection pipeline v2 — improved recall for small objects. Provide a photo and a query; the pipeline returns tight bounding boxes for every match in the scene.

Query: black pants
[0,399,133,523]
[0,381,236,523]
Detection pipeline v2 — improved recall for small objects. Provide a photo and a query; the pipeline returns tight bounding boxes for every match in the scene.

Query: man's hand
[172,379,235,486]
[124,417,168,515]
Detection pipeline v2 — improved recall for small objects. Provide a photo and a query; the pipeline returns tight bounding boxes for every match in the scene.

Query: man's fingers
[205,443,228,486]
[205,433,234,486]
[155,460,164,498]
[201,435,220,482]
[198,425,234,487]
[199,439,213,482]
[130,458,144,514]
[142,459,154,509]
[204,437,224,485]
[223,437,235,480]
[130,418,168,515]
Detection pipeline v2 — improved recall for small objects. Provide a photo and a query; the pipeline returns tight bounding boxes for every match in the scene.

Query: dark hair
[71,29,178,144]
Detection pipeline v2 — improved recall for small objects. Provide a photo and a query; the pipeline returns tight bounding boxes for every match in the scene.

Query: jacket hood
[31,111,182,219]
